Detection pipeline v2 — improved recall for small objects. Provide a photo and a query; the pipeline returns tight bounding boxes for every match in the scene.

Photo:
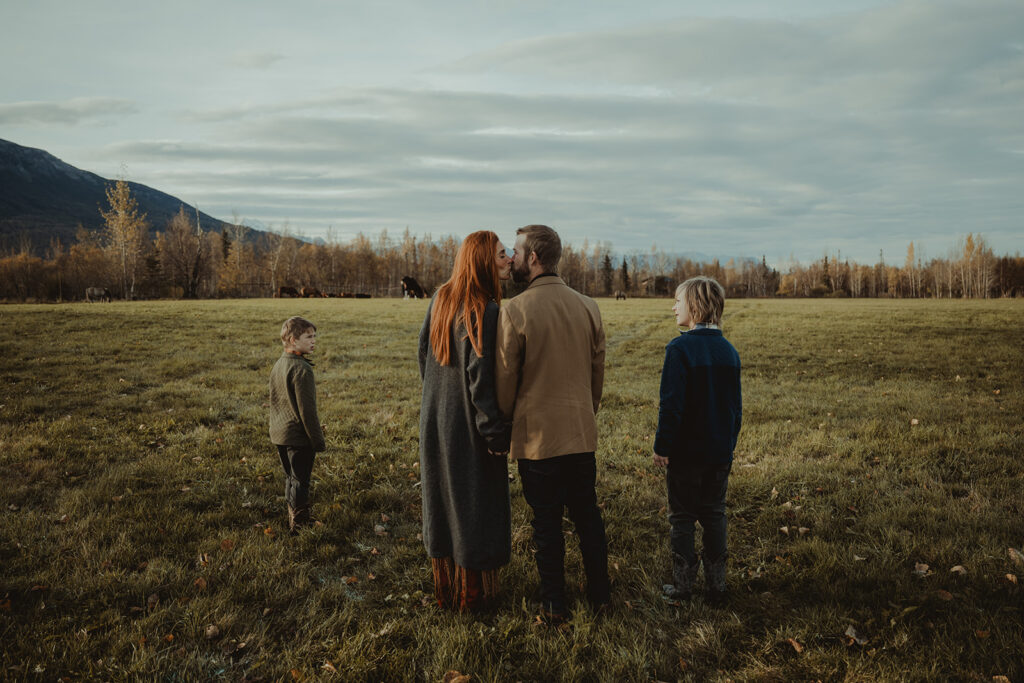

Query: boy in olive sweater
[270,316,326,533]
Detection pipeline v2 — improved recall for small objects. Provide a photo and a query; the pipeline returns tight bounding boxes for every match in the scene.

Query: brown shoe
[288,505,311,534]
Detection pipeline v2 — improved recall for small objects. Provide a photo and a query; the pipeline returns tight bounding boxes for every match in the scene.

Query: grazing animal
[301,286,325,298]
[615,290,626,300]
[355,293,371,299]
[85,287,112,302]
[277,286,300,298]
[339,292,355,298]
[401,276,427,299]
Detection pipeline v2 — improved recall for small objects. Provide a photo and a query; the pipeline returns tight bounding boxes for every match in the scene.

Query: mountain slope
[0,138,232,253]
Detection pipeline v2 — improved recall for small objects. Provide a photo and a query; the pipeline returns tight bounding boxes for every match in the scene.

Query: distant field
[1,297,1022,681]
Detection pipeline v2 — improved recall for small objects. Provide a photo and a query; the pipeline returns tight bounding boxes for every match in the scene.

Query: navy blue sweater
[654,327,742,465]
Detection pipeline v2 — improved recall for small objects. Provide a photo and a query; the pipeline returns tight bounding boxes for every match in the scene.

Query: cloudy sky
[2,0,1021,264]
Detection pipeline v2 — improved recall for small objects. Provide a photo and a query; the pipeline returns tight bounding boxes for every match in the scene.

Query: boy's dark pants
[667,461,731,566]
[277,445,315,510]
[517,452,610,614]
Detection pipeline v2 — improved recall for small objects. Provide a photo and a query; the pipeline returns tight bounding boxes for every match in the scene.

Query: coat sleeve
[418,301,432,380]
[467,302,512,452]
[653,343,686,458]
[733,356,743,448]
[294,365,326,452]
[494,304,521,421]
[591,309,606,414]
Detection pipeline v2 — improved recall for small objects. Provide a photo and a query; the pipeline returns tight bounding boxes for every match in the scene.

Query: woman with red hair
[418,230,513,612]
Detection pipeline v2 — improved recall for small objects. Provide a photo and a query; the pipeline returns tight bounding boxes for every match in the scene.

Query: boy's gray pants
[277,445,315,509]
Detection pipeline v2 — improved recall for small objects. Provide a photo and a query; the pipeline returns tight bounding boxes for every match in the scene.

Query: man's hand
[652,453,669,468]
[488,448,509,457]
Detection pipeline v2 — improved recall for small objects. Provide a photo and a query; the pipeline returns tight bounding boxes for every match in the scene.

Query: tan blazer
[495,275,605,460]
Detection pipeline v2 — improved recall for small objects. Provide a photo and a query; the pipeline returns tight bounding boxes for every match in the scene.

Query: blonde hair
[676,276,725,325]
[280,316,316,344]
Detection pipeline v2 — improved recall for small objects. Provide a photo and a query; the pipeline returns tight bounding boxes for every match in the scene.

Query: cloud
[0,97,136,125]
[229,51,285,69]
[94,1,1024,260]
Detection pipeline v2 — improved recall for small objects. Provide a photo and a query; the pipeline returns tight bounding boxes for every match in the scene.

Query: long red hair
[430,231,502,366]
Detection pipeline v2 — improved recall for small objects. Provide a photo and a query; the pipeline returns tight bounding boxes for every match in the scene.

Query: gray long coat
[418,299,512,571]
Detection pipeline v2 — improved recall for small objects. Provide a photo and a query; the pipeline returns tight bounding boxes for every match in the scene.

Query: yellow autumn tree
[100,180,148,300]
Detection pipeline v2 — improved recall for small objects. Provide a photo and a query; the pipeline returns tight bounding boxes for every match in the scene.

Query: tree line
[2,180,1022,301]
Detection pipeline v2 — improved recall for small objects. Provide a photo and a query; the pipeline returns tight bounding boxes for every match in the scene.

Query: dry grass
[1,297,1022,681]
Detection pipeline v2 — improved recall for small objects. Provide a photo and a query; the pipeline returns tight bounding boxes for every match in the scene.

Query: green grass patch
[1,297,1022,680]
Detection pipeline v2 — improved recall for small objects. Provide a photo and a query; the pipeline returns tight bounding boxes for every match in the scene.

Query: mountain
[0,138,235,254]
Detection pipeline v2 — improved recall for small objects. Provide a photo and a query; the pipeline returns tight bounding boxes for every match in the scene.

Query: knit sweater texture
[654,327,741,465]
[269,352,326,451]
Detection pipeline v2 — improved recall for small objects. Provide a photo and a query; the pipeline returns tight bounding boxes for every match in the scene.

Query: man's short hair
[676,276,725,325]
[280,316,316,344]
[516,224,562,272]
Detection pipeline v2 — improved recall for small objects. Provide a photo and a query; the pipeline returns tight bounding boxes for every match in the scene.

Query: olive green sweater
[269,352,326,451]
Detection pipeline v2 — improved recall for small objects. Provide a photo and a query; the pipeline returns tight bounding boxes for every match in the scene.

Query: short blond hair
[280,316,316,344]
[676,276,725,325]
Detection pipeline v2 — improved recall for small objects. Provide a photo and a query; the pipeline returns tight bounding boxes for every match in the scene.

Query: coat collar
[525,274,563,290]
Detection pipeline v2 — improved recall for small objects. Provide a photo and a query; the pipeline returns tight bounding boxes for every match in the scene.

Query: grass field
[1,297,1022,681]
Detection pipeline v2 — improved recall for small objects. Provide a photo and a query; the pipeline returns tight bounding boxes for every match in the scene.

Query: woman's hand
[652,453,669,468]
[488,448,509,457]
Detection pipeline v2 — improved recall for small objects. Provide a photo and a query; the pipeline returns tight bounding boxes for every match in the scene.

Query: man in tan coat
[496,224,610,620]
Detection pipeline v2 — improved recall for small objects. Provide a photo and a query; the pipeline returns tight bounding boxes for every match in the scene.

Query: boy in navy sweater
[653,276,741,604]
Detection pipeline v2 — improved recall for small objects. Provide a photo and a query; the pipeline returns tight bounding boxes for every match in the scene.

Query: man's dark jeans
[517,452,609,614]
[277,445,315,509]
[666,460,731,566]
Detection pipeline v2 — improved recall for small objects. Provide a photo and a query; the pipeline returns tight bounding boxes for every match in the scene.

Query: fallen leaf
[322,661,337,673]
[770,487,779,500]
[678,658,687,671]
[344,576,358,585]
[976,630,990,639]
[136,561,148,571]
[198,553,210,567]
[180,486,191,492]
[936,589,953,601]
[779,526,789,536]
[1008,547,1024,568]
[164,634,174,643]
[854,554,867,562]
[370,547,380,556]
[913,562,930,577]
[1005,574,1018,585]
[290,669,303,681]
[993,389,1001,395]
[781,501,793,510]
[194,577,207,590]
[0,596,10,611]
[910,418,919,426]
[8,504,19,511]
[367,573,376,580]
[264,526,275,537]
[30,585,47,592]
[845,625,867,646]
[205,624,220,639]
[798,527,810,536]
[443,671,471,683]
[381,513,390,523]
[220,539,235,551]
[111,495,123,502]
[56,514,69,524]
[147,593,159,611]
[994,677,1010,683]
[950,565,967,575]
[786,637,804,653]
[374,524,388,536]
